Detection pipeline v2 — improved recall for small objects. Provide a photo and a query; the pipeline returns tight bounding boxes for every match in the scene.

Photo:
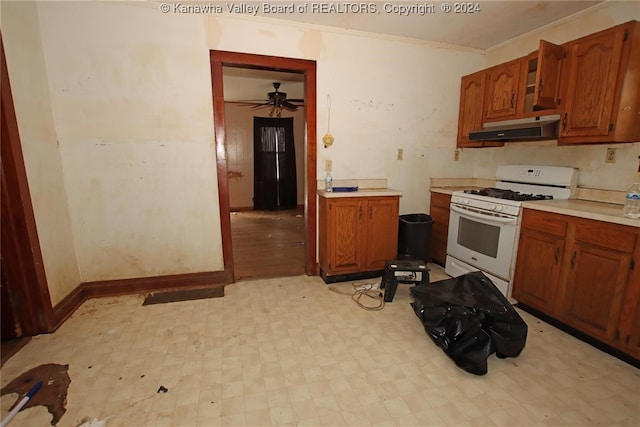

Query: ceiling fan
[240,82,304,117]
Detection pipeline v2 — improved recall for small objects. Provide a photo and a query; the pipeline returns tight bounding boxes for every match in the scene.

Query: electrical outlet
[396,149,403,160]
[454,149,460,161]
[605,147,616,163]
[325,159,332,172]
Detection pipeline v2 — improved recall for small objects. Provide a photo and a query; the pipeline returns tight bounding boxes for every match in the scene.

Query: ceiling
[223,1,604,102]
[258,1,604,50]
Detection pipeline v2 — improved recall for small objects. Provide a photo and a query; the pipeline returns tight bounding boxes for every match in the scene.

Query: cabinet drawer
[574,219,637,254]
[430,192,451,209]
[521,209,568,237]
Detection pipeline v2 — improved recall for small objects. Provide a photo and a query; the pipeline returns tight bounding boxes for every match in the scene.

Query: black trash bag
[410,271,527,375]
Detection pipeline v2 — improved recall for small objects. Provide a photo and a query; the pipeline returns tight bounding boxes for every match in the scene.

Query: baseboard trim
[82,270,230,298]
[516,303,640,369]
[51,270,231,332]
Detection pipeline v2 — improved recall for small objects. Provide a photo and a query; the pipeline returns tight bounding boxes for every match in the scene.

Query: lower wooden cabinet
[318,194,399,282]
[429,192,451,266]
[624,302,640,360]
[511,212,567,313]
[512,209,639,360]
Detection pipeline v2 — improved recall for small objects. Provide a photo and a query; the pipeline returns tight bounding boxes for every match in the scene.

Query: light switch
[397,149,403,160]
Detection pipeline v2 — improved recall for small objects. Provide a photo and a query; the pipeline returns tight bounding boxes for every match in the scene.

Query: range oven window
[457,217,500,258]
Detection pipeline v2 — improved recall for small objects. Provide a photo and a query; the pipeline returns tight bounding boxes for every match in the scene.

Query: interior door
[253,117,297,211]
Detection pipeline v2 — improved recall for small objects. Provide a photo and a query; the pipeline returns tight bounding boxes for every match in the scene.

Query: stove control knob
[487,203,497,211]
[494,204,503,212]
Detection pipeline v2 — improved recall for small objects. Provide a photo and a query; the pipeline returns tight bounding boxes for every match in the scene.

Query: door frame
[209,51,317,281]
[1,32,54,336]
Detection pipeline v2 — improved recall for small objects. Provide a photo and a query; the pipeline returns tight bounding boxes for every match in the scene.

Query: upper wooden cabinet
[457,39,564,146]
[484,59,522,120]
[456,71,504,148]
[523,40,565,112]
[456,20,640,147]
[558,21,640,144]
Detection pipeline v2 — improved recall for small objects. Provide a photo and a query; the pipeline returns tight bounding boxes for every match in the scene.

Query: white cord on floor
[328,280,385,311]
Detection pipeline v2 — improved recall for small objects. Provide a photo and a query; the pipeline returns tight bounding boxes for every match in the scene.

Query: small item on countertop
[332,186,358,192]
[623,182,640,219]
[324,172,333,192]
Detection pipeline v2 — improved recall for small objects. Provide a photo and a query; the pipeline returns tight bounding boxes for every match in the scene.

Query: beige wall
[1,1,483,296]
[3,0,635,305]
[1,1,80,305]
[224,103,306,210]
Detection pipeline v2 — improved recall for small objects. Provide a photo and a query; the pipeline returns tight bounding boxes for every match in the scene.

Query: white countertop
[522,199,639,228]
[429,178,638,228]
[318,188,402,198]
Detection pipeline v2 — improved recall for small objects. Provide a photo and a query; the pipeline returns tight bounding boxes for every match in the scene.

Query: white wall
[2,1,484,293]
[462,1,640,192]
[1,1,80,305]
[35,2,223,280]
[201,14,485,214]
[4,1,637,302]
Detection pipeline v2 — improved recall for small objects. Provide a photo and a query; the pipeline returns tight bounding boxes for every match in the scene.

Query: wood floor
[230,207,305,281]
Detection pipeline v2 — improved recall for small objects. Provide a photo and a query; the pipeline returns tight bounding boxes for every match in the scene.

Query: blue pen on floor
[0,381,42,427]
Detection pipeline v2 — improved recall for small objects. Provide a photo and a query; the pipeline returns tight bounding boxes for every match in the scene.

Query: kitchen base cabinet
[428,192,451,266]
[512,208,639,363]
[318,195,399,283]
[512,210,568,313]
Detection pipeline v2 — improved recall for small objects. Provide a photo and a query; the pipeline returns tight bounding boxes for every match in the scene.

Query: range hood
[468,114,560,142]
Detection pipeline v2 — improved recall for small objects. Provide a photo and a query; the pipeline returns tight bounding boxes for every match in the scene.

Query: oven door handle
[450,205,518,224]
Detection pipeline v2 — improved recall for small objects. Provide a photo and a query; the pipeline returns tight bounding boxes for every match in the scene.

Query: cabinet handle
[538,78,544,96]
[359,205,362,219]
[570,251,576,269]
[510,93,515,108]
[562,112,568,131]
[369,205,373,219]
[554,247,560,264]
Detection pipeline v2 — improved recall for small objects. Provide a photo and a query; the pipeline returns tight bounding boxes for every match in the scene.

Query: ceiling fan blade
[251,103,271,109]
[287,99,305,102]
[234,101,264,106]
[281,101,299,111]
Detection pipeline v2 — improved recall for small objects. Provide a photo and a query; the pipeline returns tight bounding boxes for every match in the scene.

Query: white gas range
[445,165,578,300]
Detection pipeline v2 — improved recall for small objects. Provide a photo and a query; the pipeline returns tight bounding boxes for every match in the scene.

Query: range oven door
[446,203,519,281]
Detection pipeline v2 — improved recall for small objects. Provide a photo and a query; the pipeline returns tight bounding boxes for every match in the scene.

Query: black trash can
[397,213,434,262]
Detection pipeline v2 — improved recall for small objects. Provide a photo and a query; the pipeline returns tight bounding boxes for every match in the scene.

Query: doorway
[253,117,297,211]
[209,51,317,282]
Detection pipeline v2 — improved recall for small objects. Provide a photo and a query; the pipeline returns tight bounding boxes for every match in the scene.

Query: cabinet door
[363,197,399,270]
[429,192,451,265]
[560,242,631,343]
[484,60,521,120]
[457,71,486,148]
[512,229,565,313]
[559,27,625,139]
[533,40,565,110]
[327,198,363,273]
[624,303,640,360]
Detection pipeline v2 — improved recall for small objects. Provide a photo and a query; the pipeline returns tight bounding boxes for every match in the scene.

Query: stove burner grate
[464,187,554,201]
